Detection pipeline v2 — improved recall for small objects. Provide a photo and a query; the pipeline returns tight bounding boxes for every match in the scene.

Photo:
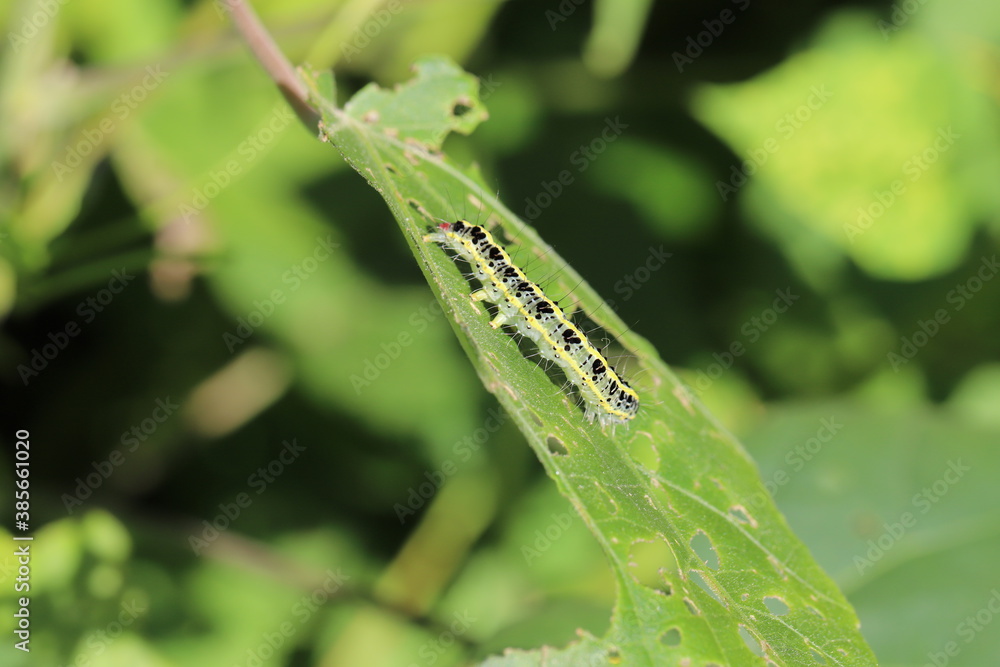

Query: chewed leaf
[315,56,487,150]
[301,58,876,665]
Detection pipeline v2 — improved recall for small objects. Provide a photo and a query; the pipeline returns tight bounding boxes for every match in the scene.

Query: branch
[225,0,321,129]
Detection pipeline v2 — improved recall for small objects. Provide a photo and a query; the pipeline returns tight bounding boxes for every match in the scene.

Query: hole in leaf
[606,646,621,663]
[729,505,754,526]
[659,628,681,646]
[546,435,567,456]
[641,570,673,598]
[810,649,827,664]
[385,163,399,175]
[528,410,543,427]
[452,101,472,117]
[683,597,700,616]
[739,625,764,656]
[689,570,725,607]
[763,596,789,616]
[628,433,659,470]
[689,530,719,570]
[627,538,674,590]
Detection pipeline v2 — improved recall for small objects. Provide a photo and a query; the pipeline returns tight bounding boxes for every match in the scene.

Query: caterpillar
[425,220,639,428]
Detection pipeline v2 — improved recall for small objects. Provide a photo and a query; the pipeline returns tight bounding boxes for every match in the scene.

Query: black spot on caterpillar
[426,220,639,428]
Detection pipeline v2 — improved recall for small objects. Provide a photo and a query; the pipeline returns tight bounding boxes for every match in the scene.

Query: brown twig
[224,0,321,129]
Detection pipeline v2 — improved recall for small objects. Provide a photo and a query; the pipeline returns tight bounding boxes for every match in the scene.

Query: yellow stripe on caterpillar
[426,220,639,428]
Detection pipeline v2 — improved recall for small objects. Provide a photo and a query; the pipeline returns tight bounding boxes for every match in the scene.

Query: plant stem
[224,0,320,129]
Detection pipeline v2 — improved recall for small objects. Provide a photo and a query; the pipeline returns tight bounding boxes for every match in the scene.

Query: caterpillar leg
[489,311,510,328]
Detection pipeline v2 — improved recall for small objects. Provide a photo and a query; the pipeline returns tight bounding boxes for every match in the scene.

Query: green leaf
[584,0,654,78]
[303,56,876,665]
[691,11,1000,284]
[743,397,1000,665]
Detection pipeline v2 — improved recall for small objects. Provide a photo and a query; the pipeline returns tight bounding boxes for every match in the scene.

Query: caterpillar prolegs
[425,220,639,428]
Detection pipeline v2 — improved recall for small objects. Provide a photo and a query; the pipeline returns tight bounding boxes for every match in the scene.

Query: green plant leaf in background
[742,394,1000,666]
[304,56,877,665]
[692,11,1000,286]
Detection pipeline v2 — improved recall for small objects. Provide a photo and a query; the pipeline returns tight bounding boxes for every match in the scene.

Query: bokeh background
[2,0,1000,665]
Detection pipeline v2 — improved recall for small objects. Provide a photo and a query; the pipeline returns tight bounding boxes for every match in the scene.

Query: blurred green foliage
[1,0,999,666]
